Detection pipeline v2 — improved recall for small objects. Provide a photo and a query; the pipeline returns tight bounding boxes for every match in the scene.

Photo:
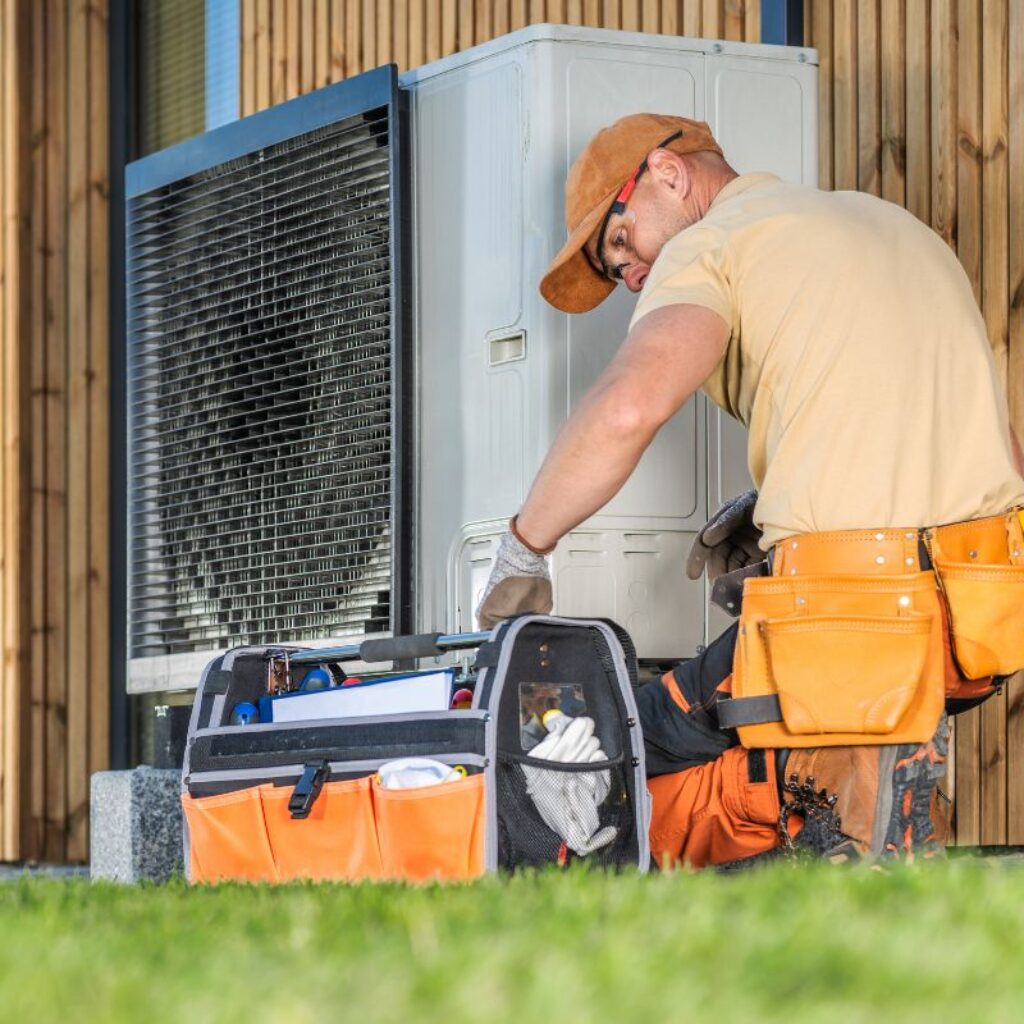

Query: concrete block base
[90,768,183,884]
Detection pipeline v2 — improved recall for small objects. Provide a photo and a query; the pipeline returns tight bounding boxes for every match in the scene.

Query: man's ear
[647,149,691,199]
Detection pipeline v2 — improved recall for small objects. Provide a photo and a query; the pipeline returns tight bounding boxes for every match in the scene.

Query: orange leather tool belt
[719,507,1024,749]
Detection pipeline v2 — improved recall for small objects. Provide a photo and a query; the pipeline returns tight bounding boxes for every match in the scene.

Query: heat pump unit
[125,25,817,693]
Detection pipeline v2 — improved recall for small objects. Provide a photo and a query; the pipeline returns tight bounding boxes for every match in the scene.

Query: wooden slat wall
[0,0,109,862]
[807,1,1024,844]
[0,1,1020,861]
[239,0,760,114]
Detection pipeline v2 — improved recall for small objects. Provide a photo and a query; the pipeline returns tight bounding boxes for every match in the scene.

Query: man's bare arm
[514,304,729,551]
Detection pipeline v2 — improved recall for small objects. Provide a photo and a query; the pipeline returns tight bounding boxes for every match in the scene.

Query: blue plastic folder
[257,668,457,723]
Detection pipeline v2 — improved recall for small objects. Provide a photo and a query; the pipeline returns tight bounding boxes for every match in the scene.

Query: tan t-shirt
[629,172,1024,549]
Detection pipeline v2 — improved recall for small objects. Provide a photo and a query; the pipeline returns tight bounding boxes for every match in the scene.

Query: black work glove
[686,490,763,582]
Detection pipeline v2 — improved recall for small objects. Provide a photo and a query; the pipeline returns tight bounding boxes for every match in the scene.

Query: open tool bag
[181,615,649,883]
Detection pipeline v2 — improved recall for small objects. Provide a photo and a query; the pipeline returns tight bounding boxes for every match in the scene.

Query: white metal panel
[413,56,529,630]
[411,27,818,663]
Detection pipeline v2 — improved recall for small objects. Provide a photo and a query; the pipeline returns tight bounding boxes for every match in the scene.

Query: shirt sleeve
[628,223,734,334]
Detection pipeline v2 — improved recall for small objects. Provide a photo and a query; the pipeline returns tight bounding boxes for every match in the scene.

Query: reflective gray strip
[194,708,489,739]
[182,654,221,881]
[209,693,227,730]
[185,752,488,787]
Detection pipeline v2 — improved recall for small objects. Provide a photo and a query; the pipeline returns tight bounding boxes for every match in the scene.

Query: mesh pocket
[495,758,637,871]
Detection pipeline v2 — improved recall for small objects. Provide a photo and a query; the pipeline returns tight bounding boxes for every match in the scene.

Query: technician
[476,113,1024,866]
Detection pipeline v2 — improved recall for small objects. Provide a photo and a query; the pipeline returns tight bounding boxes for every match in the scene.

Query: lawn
[1,858,1020,1024]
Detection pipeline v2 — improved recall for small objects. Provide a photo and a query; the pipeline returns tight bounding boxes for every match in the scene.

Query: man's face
[583,150,697,295]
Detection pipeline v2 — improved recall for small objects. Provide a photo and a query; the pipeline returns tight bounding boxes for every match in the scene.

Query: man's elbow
[599,388,666,443]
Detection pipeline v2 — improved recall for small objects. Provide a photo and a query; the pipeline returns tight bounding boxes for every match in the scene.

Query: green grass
[1,859,1021,1024]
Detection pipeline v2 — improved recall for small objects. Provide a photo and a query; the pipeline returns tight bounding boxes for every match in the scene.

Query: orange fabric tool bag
[729,570,945,749]
[184,775,384,884]
[928,508,1024,679]
[262,775,383,883]
[372,773,485,882]
[182,787,279,884]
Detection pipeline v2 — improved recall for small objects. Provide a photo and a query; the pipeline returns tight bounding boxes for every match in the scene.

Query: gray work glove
[686,489,763,582]
[475,529,553,630]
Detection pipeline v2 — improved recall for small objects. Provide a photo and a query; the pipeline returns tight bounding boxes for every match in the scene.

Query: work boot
[779,714,950,862]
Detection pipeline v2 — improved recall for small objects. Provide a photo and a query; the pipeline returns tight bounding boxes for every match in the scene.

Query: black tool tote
[181,614,650,883]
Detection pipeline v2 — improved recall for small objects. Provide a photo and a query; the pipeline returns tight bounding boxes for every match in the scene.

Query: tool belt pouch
[180,616,650,883]
[929,508,1024,680]
[725,571,945,748]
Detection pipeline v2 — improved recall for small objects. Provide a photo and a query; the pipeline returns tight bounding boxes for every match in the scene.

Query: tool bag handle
[287,631,490,666]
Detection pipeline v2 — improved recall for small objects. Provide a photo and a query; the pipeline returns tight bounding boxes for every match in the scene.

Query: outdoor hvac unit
[125,25,818,693]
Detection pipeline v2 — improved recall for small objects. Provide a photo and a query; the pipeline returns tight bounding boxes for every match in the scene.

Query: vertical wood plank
[602,0,619,31]
[567,0,583,25]
[315,0,331,85]
[979,0,1011,843]
[547,0,568,25]
[682,0,700,36]
[285,0,301,99]
[856,0,880,195]
[957,0,982,304]
[459,0,473,48]
[621,0,639,31]
[475,0,492,40]
[951,0,983,846]
[812,0,833,189]
[426,0,441,60]
[528,0,544,23]
[981,0,1009,378]
[328,0,343,82]
[955,708,982,844]
[65,0,90,863]
[377,0,392,64]
[301,0,315,93]
[442,0,455,55]
[43,0,67,866]
[832,0,857,191]
[494,0,510,35]
[904,0,930,224]
[879,0,905,205]
[661,0,676,34]
[394,0,408,68]
[930,0,956,248]
[723,0,743,42]
[255,0,271,111]
[241,0,256,115]
[345,0,360,76]
[86,0,109,815]
[26,0,48,862]
[361,0,376,71]
[1008,0,1024,475]
[743,0,758,42]
[0,0,25,860]
[271,0,286,102]
[702,0,721,39]
[409,0,425,66]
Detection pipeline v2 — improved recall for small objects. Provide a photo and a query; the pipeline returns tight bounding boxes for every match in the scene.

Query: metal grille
[128,105,399,659]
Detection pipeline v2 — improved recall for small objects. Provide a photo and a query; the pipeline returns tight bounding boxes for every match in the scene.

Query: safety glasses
[591,130,684,282]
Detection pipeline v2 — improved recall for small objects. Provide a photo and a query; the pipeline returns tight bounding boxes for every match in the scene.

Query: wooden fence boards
[1,0,1022,862]
[0,0,109,861]
[239,0,766,105]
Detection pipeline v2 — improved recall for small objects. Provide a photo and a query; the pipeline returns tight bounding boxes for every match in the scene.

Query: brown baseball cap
[539,113,723,314]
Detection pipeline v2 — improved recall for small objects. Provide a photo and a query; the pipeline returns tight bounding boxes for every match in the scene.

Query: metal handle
[286,631,490,666]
